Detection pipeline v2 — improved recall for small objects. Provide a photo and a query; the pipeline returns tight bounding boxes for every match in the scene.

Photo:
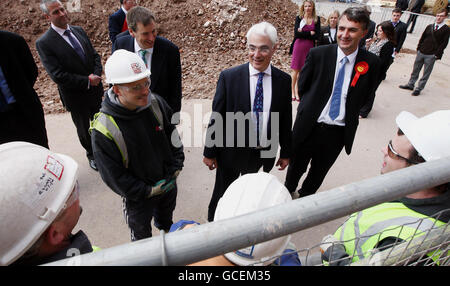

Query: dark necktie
[435,25,438,31]
[64,29,86,62]
[253,72,264,146]
[329,57,348,120]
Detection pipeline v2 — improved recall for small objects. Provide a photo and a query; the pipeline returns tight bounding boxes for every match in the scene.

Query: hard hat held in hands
[214,172,292,266]
[396,110,450,161]
[0,142,78,266]
[105,49,151,85]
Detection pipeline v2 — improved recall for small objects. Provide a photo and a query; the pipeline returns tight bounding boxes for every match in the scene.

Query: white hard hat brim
[396,110,450,161]
[0,142,78,266]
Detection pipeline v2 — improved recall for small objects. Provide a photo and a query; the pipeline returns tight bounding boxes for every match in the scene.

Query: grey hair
[40,0,61,14]
[246,22,278,47]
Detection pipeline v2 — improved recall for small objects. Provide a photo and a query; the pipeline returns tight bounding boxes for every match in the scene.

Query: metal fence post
[43,157,450,266]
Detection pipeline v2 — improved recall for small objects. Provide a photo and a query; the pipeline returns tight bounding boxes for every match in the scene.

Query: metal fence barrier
[44,157,450,266]
[313,2,437,37]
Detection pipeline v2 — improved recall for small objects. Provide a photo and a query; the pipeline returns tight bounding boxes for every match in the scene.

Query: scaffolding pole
[44,157,450,266]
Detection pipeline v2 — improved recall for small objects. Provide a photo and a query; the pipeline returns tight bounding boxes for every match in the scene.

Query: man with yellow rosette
[285,7,381,199]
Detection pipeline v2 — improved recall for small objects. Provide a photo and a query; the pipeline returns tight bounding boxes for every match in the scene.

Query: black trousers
[285,123,345,197]
[69,105,99,160]
[123,186,177,241]
[406,14,419,33]
[0,103,49,148]
[207,148,276,222]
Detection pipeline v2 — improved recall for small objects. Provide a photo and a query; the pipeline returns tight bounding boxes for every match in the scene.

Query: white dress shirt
[134,40,153,71]
[249,64,272,147]
[318,47,358,126]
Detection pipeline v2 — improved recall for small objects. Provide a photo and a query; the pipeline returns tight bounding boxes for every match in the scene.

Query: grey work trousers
[407,51,436,91]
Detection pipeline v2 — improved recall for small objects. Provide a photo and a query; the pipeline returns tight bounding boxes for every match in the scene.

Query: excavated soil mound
[0,0,300,114]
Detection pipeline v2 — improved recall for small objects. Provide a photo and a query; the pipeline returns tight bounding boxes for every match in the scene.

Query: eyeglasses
[387,140,419,165]
[119,79,151,92]
[248,44,272,55]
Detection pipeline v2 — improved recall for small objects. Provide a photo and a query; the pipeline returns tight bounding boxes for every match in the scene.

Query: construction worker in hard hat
[321,110,450,266]
[169,172,301,266]
[90,49,184,241]
[0,142,94,266]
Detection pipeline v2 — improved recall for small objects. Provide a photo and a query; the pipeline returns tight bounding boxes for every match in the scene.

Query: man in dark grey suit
[285,8,381,198]
[112,6,182,116]
[36,0,103,170]
[203,22,292,221]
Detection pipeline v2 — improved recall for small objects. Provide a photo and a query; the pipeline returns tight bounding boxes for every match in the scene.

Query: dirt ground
[0,0,300,114]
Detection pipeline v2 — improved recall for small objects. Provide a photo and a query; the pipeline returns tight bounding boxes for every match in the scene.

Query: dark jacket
[359,20,376,49]
[317,25,338,46]
[289,16,321,55]
[395,0,409,11]
[418,24,450,59]
[408,0,425,13]
[0,30,48,147]
[91,90,184,202]
[393,21,408,53]
[36,25,103,112]
[294,44,381,155]
[108,8,126,44]
[378,41,395,81]
[11,231,92,266]
[203,63,292,160]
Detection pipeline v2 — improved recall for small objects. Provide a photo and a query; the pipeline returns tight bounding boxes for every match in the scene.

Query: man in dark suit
[406,0,425,33]
[0,31,48,148]
[391,8,408,55]
[395,0,409,11]
[203,22,292,221]
[108,0,137,45]
[285,7,381,198]
[112,6,182,117]
[36,0,103,170]
[358,5,376,49]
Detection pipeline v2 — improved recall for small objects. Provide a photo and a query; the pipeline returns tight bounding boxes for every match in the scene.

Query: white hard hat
[214,172,292,266]
[396,110,450,161]
[105,49,151,84]
[0,142,78,266]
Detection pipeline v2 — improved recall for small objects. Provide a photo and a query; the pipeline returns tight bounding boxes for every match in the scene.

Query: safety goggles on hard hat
[387,140,421,165]
[118,78,151,92]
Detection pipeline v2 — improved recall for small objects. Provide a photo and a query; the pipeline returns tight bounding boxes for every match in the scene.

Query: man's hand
[88,74,102,86]
[275,158,289,170]
[203,157,218,170]
[147,179,167,198]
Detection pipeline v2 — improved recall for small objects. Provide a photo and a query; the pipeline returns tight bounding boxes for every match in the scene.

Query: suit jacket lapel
[69,26,90,65]
[49,27,86,66]
[151,37,164,89]
[326,46,338,98]
[241,63,251,114]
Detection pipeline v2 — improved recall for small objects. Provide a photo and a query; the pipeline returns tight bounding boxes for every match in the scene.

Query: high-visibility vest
[89,94,164,168]
[334,202,446,264]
